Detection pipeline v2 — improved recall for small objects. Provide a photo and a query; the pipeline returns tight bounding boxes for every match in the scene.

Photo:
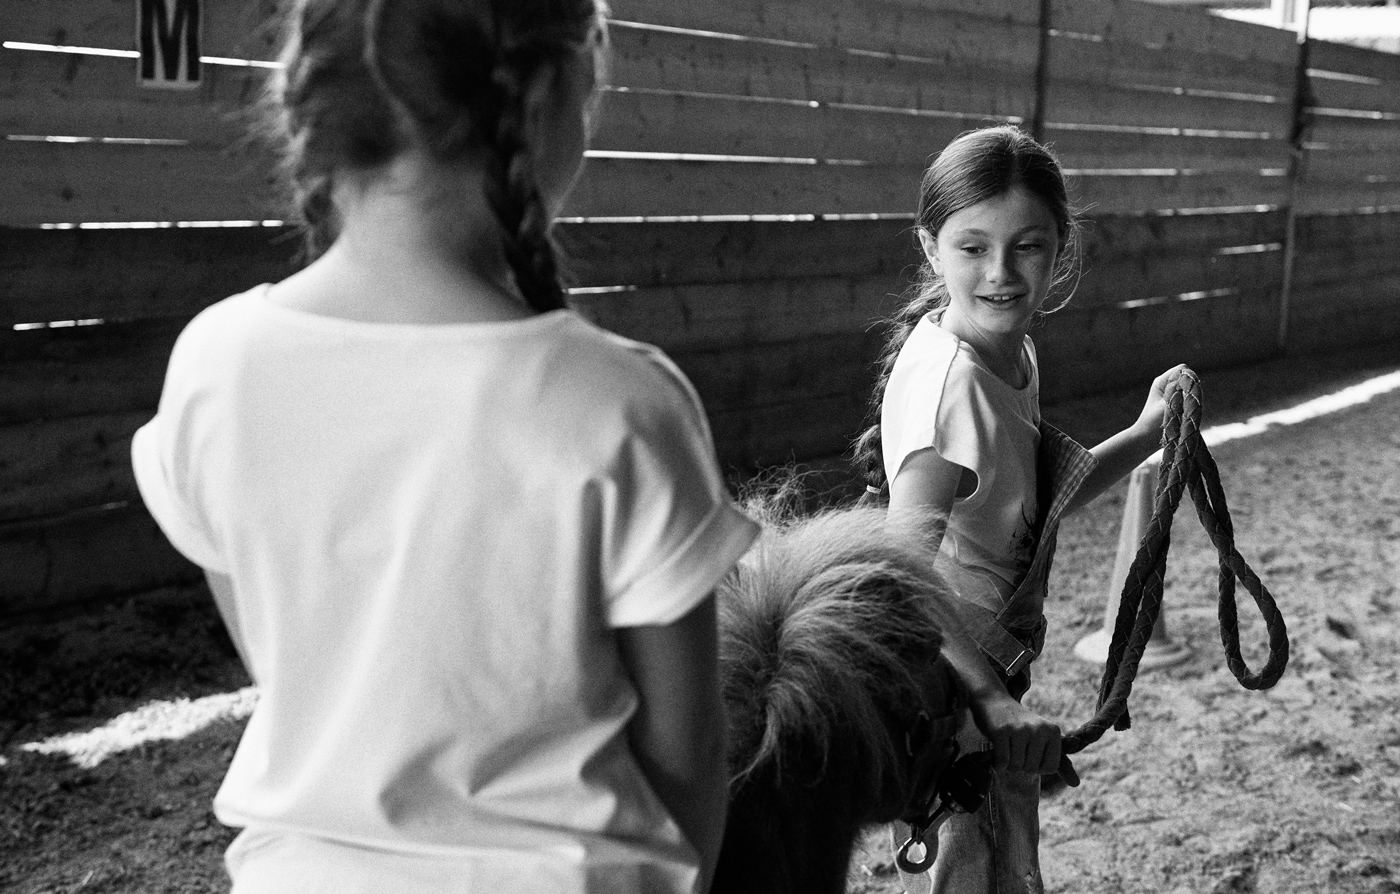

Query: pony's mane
[717,498,956,800]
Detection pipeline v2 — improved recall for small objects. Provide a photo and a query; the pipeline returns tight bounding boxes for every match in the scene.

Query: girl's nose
[986,251,1017,284]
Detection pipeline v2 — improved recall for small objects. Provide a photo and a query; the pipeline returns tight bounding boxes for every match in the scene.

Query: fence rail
[1,0,1398,616]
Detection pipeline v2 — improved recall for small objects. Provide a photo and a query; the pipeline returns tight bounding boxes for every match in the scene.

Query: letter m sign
[138,0,202,88]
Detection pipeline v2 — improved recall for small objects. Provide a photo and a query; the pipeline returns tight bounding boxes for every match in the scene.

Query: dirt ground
[3,339,1399,893]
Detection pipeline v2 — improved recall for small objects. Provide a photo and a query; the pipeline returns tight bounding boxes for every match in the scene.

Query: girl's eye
[959,245,985,255]
[1017,242,1045,252]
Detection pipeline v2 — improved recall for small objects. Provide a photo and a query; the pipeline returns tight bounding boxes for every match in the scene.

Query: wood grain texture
[0,138,282,226]
[593,89,996,165]
[0,318,185,424]
[0,500,200,615]
[1071,171,1291,215]
[1045,78,1295,135]
[0,225,297,325]
[3,0,286,61]
[0,411,147,523]
[563,157,925,218]
[559,218,916,287]
[608,24,1036,117]
[1307,38,1400,85]
[1050,0,1299,66]
[1045,127,1292,176]
[0,46,272,143]
[1036,289,1282,403]
[570,273,905,353]
[1046,30,1297,100]
[1309,74,1400,117]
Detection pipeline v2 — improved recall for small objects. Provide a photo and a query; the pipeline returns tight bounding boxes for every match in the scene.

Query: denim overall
[894,423,1096,894]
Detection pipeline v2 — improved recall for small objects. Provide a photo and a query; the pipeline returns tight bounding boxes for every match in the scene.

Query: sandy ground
[3,339,1399,893]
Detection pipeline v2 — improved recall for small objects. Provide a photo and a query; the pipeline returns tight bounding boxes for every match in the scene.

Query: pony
[713,498,968,894]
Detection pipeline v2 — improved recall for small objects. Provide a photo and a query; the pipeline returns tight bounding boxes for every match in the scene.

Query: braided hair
[851,125,1081,495]
[266,0,605,313]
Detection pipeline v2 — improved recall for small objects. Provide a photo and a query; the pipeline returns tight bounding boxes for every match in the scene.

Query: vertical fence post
[1030,0,1053,143]
[1276,2,1314,355]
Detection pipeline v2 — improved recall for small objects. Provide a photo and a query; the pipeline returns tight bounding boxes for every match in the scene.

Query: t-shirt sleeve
[883,340,993,483]
[129,325,226,573]
[599,351,760,628]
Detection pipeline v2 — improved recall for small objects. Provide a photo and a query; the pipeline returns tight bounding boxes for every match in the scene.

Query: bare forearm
[617,598,729,891]
[628,722,728,891]
[1068,422,1159,514]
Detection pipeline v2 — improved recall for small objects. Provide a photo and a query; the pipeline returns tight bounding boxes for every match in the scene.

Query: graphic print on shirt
[1008,504,1038,578]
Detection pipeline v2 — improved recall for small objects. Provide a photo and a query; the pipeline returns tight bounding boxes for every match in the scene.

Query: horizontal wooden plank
[1050,0,1299,66]
[709,389,873,469]
[1289,249,1400,291]
[610,0,1041,64]
[609,24,1036,117]
[1045,127,1292,176]
[1078,208,1289,258]
[0,410,146,522]
[609,0,1043,38]
[1073,243,1284,309]
[0,318,184,424]
[1036,289,1282,403]
[1308,72,1400,117]
[1307,38,1400,85]
[571,273,905,353]
[1294,208,1400,254]
[0,225,297,325]
[0,500,200,615]
[564,157,925,218]
[1294,180,1400,215]
[1307,114,1400,150]
[1045,79,1295,135]
[560,218,916,287]
[3,0,285,61]
[1303,147,1400,183]
[670,330,885,416]
[1072,171,1291,214]
[0,44,272,143]
[0,138,282,225]
[594,89,997,165]
[1045,30,1297,101]
[1285,271,1400,355]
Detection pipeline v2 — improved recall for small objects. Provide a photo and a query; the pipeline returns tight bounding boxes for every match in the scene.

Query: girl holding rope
[852,125,1185,894]
[131,1,757,891]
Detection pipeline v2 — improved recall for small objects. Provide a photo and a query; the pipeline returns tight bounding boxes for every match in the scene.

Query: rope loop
[1061,367,1290,756]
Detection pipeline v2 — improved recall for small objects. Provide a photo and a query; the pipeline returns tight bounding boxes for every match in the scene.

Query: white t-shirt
[880,314,1040,612]
[130,286,759,893]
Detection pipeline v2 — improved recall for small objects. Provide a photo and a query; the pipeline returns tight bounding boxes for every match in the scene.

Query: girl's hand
[1134,363,1189,440]
[967,689,1063,776]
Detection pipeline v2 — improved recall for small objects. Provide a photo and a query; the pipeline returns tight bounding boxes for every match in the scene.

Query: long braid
[851,267,947,495]
[479,58,568,313]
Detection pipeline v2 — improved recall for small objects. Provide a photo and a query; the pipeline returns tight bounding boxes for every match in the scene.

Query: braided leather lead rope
[1060,368,1291,756]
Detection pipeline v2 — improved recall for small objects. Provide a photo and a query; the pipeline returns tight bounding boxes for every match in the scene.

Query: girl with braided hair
[130,2,757,891]
[852,125,1184,894]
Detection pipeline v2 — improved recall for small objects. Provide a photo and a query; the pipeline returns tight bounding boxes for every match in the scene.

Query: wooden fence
[2,0,1398,616]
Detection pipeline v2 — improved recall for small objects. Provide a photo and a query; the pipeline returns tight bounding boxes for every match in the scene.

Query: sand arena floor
[3,340,1399,894]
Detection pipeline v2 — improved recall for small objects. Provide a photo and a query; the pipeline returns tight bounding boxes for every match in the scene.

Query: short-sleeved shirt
[130,285,759,893]
[880,313,1040,613]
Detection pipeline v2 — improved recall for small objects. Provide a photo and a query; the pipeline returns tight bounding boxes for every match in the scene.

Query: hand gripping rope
[898,367,1292,875]
[1060,366,1291,756]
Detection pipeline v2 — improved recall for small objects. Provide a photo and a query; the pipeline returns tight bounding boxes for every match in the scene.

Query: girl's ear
[917,228,941,276]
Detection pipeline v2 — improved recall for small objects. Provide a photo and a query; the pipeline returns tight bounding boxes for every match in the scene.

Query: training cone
[1073,461,1193,670]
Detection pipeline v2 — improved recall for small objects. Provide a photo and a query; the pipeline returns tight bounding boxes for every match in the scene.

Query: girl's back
[135,285,746,889]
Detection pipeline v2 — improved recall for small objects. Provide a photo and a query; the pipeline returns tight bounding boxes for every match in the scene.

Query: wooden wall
[2,0,1398,616]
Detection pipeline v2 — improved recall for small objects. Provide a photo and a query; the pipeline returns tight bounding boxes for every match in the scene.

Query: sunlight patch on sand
[19,687,259,769]
[1200,369,1400,448]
